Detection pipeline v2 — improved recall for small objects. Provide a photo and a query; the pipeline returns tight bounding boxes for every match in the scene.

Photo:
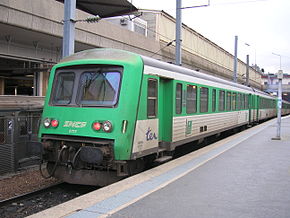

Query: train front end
[38,49,143,186]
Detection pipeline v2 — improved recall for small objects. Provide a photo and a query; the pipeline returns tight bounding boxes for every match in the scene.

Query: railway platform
[30,116,290,218]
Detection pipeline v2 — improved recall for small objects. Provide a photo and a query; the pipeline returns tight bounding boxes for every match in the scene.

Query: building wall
[0,0,161,61]
[0,1,263,95]
[141,11,262,89]
[262,74,290,100]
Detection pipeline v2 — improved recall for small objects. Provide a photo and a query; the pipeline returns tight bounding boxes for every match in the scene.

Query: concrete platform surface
[29,116,290,218]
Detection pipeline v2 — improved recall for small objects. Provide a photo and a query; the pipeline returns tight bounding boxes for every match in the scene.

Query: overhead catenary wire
[109,13,259,80]
[150,40,176,57]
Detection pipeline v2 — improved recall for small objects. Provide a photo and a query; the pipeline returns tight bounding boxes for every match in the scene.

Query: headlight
[102,121,113,133]
[43,118,51,128]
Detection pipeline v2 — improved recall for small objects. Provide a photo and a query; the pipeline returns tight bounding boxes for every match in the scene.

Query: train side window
[212,89,216,112]
[200,87,209,113]
[241,94,245,109]
[227,92,231,111]
[232,92,236,110]
[240,94,243,109]
[176,83,182,114]
[147,79,158,118]
[186,85,197,114]
[237,93,240,110]
[219,90,225,111]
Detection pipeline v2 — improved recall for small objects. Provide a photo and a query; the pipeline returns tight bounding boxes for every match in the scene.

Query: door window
[147,79,158,118]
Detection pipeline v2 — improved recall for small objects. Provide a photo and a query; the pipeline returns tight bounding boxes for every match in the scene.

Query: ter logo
[146,127,157,141]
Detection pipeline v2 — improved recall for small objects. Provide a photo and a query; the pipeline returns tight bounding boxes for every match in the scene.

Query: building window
[186,85,197,114]
[134,23,147,36]
[147,79,158,118]
[200,87,209,113]
[176,83,182,114]
[212,89,216,112]
[219,90,225,111]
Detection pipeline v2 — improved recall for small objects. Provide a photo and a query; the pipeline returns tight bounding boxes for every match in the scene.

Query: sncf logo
[146,127,157,141]
[63,121,87,128]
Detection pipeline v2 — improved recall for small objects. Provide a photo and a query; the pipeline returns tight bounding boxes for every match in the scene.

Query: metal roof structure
[56,0,138,18]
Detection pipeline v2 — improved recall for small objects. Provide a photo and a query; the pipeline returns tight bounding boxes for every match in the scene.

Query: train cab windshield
[79,71,121,106]
[51,66,122,107]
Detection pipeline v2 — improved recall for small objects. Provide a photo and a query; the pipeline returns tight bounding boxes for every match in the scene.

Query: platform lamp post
[272,52,283,140]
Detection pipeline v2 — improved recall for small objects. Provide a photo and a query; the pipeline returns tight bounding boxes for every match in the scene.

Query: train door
[158,78,173,147]
[250,95,258,123]
[249,94,257,123]
[131,76,173,158]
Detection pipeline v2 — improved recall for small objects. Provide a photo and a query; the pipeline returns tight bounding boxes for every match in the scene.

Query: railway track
[0,182,98,218]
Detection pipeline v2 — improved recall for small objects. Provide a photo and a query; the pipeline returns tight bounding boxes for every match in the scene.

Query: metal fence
[0,110,43,175]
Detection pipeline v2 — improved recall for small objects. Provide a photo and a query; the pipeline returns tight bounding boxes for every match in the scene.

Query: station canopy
[56,0,138,18]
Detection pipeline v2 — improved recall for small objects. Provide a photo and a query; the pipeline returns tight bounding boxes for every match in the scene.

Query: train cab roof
[59,48,142,65]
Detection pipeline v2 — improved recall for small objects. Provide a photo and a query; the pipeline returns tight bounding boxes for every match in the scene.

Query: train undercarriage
[40,135,150,186]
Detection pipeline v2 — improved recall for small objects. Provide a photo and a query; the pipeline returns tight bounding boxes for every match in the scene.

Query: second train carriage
[38,48,288,186]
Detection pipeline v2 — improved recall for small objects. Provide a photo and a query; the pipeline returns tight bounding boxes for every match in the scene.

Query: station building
[0,0,264,98]
[262,73,290,101]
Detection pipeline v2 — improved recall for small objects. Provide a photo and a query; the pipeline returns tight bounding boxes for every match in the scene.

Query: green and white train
[39,48,290,186]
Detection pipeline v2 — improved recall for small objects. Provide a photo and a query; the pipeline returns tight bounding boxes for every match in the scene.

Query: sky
[132,0,290,74]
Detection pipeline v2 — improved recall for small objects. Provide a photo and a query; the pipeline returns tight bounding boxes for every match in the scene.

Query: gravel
[0,166,59,201]
[0,167,98,218]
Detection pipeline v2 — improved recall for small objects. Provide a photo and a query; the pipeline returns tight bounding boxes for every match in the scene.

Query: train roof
[60,48,141,65]
[60,48,274,99]
[141,54,275,99]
